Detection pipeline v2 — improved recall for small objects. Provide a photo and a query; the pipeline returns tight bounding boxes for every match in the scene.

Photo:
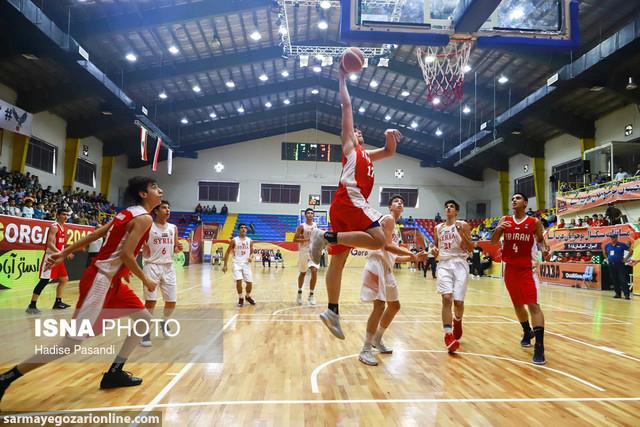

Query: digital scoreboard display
[282,142,342,162]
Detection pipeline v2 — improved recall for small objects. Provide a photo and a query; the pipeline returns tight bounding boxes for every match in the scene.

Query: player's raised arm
[47,220,113,267]
[491,217,510,245]
[338,70,356,155]
[368,129,401,162]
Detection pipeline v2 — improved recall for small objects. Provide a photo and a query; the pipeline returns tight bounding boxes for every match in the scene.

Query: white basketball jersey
[144,222,177,264]
[436,222,468,259]
[233,236,251,264]
[369,215,400,269]
[299,222,317,251]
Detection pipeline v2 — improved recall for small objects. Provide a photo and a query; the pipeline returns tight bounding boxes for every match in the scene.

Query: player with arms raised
[491,192,549,365]
[309,59,401,339]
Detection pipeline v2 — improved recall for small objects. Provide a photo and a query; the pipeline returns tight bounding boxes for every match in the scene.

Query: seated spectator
[407,215,414,225]
[547,212,557,224]
[274,249,284,268]
[434,212,442,222]
[599,214,609,226]
[581,251,592,263]
[205,205,211,214]
[221,204,228,215]
[526,208,535,216]
[261,250,271,268]
[555,252,565,262]
[7,199,20,216]
[560,182,570,192]
[557,218,566,229]
[212,205,217,214]
[614,166,629,181]
[568,218,577,228]
[195,203,203,214]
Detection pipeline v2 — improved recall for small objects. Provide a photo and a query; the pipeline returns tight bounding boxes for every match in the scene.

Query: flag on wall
[140,127,148,161]
[152,137,162,171]
[167,148,173,175]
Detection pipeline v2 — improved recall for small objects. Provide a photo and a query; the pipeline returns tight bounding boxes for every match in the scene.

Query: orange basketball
[340,47,365,73]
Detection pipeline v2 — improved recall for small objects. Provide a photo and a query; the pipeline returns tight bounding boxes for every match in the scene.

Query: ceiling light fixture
[384,115,392,121]
[311,89,319,95]
[265,101,272,108]
[237,106,245,113]
[319,0,331,9]
[369,80,379,88]
[168,45,179,55]
[313,65,322,73]
[209,112,217,118]
[349,74,358,82]
[283,99,291,105]
[463,64,472,73]
[378,58,389,67]
[432,97,441,106]
[226,80,235,88]
[498,75,509,84]
[318,20,328,30]
[259,73,269,81]
[410,121,418,129]
[192,85,201,93]
[180,117,189,124]
[359,107,366,113]
[435,128,443,136]
[158,91,168,100]
[281,70,290,77]
[125,53,137,62]
[462,105,471,114]
[401,90,410,97]
[249,30,262,41]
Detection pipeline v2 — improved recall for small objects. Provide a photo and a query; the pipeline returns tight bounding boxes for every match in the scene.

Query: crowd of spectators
[550,251,604,264]
[0,167,115,225]
[195,203,228,215]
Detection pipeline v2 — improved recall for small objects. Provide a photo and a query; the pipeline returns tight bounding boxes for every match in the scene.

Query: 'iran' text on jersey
[501,215,537,267]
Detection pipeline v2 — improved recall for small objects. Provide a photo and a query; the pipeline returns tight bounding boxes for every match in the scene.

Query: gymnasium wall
[0,82,112,202]
[596,104,640,144]
[119,129,485,218]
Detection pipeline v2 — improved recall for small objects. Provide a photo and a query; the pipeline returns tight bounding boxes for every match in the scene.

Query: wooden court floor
[1,263,639,426]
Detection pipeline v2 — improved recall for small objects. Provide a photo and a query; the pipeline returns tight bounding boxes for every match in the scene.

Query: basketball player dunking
[432,200,473,353]
[140,200,183,347]
[309,66,401,339]
[26,208,73,314]
[0,177,161,403]
[491,192,549,365]
[294,208,319,305]
[223,224,255,307]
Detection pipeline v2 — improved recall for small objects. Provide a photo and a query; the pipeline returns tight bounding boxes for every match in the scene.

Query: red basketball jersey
[52,222,66,251]
[93,206,151,279]
[501,215,537,267]
[337,144,374,200]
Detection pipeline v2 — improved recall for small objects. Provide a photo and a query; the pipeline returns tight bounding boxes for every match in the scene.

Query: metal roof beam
[72,0,272,38]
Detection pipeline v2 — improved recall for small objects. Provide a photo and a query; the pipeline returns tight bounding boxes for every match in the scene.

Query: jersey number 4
[512,243,519,253]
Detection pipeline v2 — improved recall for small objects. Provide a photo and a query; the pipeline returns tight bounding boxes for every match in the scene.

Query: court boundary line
[309,350,605,394]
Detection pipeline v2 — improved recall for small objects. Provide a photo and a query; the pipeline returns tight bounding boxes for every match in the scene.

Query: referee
[603,234,631,299]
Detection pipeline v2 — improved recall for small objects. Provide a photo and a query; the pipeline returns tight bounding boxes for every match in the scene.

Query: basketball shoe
[100,370,143,389]
[309,229,327,265]
[358,346,378,366]
[532,345,546,365]
[319,309,345,339]
[453,317,463,340]
[140,333,152,347]
[238,297,244,307]
[373,338,393,354]
[520,329,535,347]
[308,294,316,305]
[246,296,256,305]
[444,332,459,353]
[296,292,303,305]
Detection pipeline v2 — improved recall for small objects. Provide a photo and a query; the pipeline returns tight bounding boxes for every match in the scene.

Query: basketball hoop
[416,35,473,108]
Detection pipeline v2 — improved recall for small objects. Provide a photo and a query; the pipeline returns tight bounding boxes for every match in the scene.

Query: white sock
[375,326,387,341]
[238,292,243,297]
[246,293,251,298]
[364,331,375,346]
[443,326,453,334]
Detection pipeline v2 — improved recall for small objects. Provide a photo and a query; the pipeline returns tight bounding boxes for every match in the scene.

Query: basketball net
[416,36,473,108]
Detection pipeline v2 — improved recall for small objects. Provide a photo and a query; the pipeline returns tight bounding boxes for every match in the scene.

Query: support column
[11,133,29,173]
[63,138,80,191]
[499,170,510,215]
[580,138,595,155]
[101,155,114,198]
[533,157,546,210]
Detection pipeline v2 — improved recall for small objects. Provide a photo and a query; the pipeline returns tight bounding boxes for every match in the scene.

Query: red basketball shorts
[72,265,145,338]
[504,263,540,305]
[39,255,68,280]
[328,191,381,255]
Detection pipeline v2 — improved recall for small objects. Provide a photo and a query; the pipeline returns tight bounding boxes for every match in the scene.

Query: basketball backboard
[341,0,579,50]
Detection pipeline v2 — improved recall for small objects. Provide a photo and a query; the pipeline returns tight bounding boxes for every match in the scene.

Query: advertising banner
[0,98,32,136]
[545,224,639,253]
[0,215,94,289]
[556,179,640,215]
[537,262,602,290]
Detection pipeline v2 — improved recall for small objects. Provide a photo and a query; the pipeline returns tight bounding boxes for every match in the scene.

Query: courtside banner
[0,215,94,289]
[537,262,601,290]
[556,179,640,215]
[545,224,639,253]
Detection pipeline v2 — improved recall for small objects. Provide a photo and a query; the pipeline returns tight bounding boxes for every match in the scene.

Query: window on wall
[75,159,96,187]
[514,175,535,198]
[321,185,338,205]
[380,188,418,208]
[198,181,239,202]
[261,183,301,204]
[25,137,57,174]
